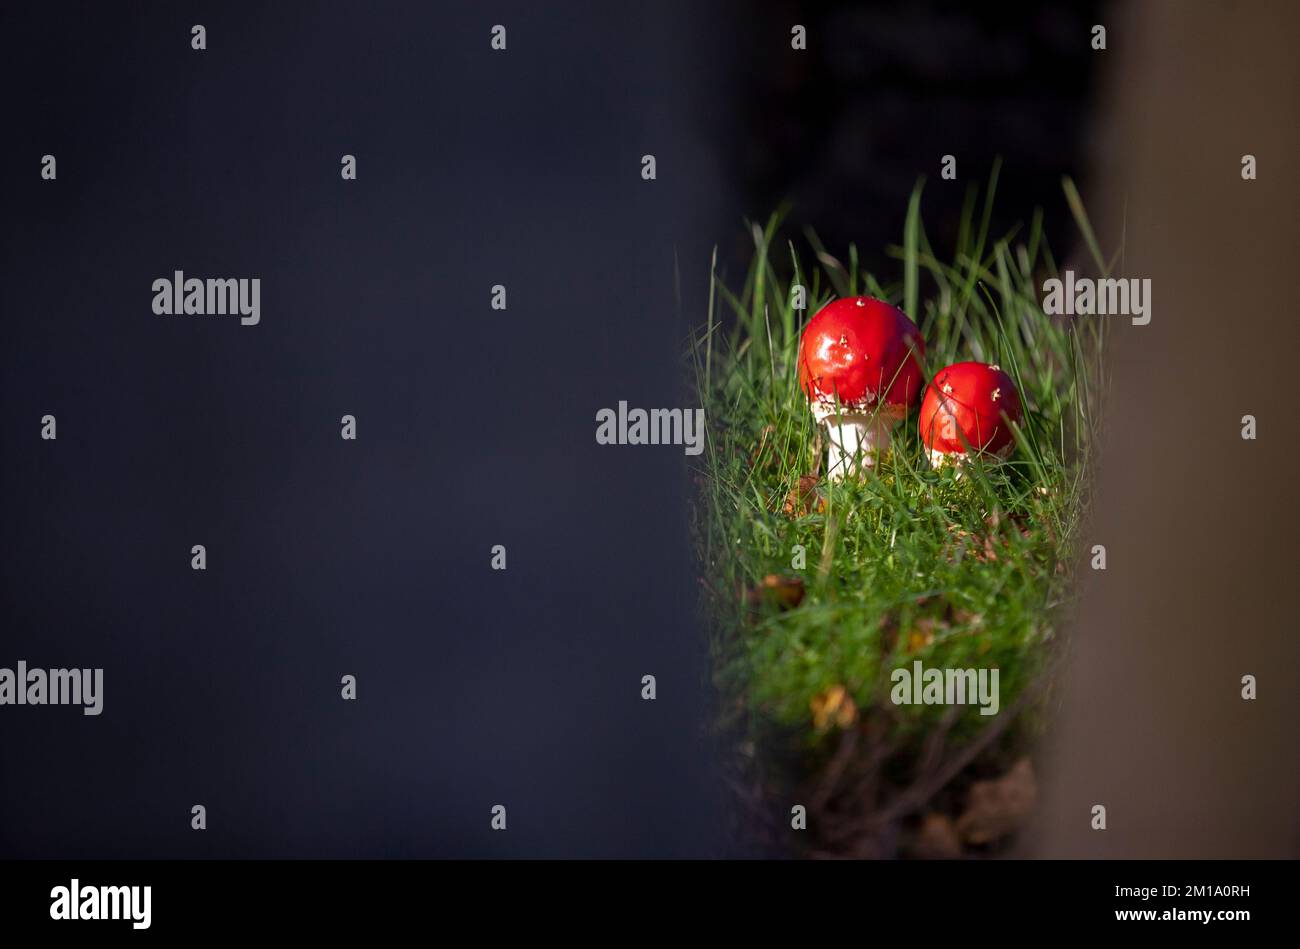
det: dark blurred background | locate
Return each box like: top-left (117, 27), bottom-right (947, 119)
top-left (725, 0), bottom-right (1104, 272)
top-left (0, 0), bottom-right (734, 859)
top-left (0, 1), bottom-right (1112, 858)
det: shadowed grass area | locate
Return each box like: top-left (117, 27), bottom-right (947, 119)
top-left (690, 165), bottom-right (1108, 854)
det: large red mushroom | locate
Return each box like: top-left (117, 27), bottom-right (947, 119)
top-left (797, 296), bottom-right (926, 479)
top-left (918, 361), bottom-right (1024, 470)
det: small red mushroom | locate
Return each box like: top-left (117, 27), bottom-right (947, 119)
top-left (918, 361), bottom-right (1024, 470)
top-left (798, 296), bottom-right (925, 479)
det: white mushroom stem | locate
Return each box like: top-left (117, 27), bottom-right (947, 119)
top-left (822, 411), bottom-right (901, 481)
top-left (926, 441), bottom-right (1014, 477)
top-left (928, 447), bottom-right (967, 477)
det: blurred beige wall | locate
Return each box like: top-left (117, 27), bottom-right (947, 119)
top-left (1030, 0), bottom-right (1300, 857)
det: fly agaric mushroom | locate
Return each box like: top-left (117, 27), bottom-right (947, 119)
top-left (918, 361), bottom-right (1024, 469)
top-left (798, 296), bottom-right (926, 479)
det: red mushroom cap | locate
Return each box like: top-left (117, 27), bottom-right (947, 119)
top-left (918, 361), bottom-right (1024, 458)
top-left (797, 297), bottom-right (926, 419)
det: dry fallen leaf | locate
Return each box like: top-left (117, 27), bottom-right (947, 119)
top-left (745, 574), bottom-right (805, 611)
top-left (956, 757), bottom-right (1037, 845)
top-left (782, 474), bottom-right (826, 517)
top-left (906, 617), bottom-right (941, 653)
top-left (945, 512), bottom-right (1034, 564)
top-left (810, 684), bottom-right (858, 731)
top-left (911, 595), bottom-right (981, 629)
top-left (912, 812), bottom-right (963, 859)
